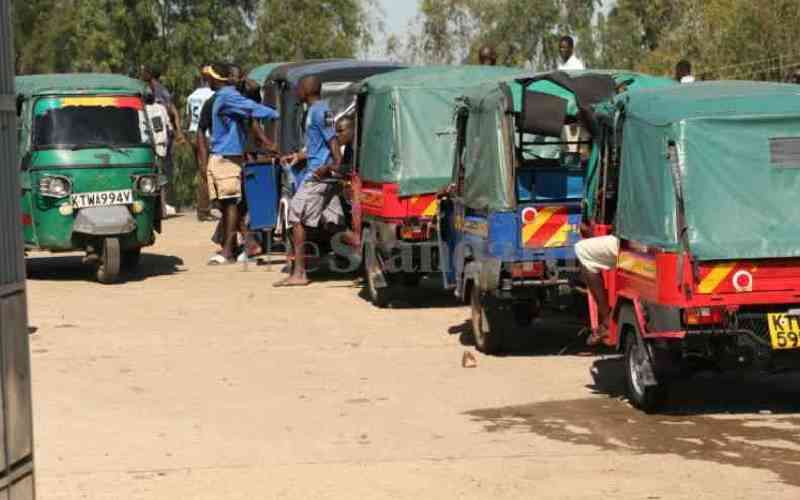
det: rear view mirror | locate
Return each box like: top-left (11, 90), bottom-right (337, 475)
top-left (520, 91), bottom-right (567, 137)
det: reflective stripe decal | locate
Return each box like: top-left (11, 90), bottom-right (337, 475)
top-left (522, 206), bottom-right (570, 248)
top-left (697, 263), bottom-right (737, 294)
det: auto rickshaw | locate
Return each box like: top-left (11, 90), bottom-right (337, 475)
top-left (438, 71), bottom-right (673, 353)
top-left (352, 65), bottom-right (526, 307)
top-left (586, 81), bottom-right (800, 411)
top-left (16, 74), bottom-right (162, 284)
top-left (261, 60), bottom-right (405, 248)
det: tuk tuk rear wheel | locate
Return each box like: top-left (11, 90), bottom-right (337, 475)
top-left (121, 248), bottom-right (142, 271)
top-left (470, 285), bottom-right (509, 355)
top-left (621, 306), bottom-right (668, 413)
top-left (96, 237), bottom-right (121, 285)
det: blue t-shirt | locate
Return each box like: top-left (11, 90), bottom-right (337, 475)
top-left (210, 86), bottom-right (279, 156)
top-left (295, 100), bottom-right (336, 187)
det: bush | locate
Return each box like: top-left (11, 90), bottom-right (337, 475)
top-left (171, 141), bottom-right (199, 210)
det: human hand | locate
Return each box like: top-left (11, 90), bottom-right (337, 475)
top-left (281, 153), bottom-right (300, 167)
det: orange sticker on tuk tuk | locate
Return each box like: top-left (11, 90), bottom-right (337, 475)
top-left (522, 206), bottom-right (571, 248)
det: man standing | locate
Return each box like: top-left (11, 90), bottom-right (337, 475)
top-left (193, 66), bottom-right (217, 221)
top-left (478, 45), bottom-right (497, 66)
top-left (205, 63), bottom-right (280, 264)
top-left (141, 65), bottom-right (185, 217)
top-left (557, 36), bottom-right (585, 71)
top-left (275, 75), bottom-right (356, 287)
top-left (675, 60), bottom-right (695, 83)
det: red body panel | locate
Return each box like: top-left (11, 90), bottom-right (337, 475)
top-left (588, 228), bottom-right (800, 347)
top-left (352, 177), bottom-right (438, 223)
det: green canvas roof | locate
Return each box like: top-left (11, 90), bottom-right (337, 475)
top-left (15, 73), bottom-right (145, 98)
top-left (359, 65), bottom-right (524, 94)
top-left (247, 63), bottom-right (287, 85)
top-left (357, 65), bottom-right (527, 196)
top-left (609, 81), bottom-right (800, 261)
top-left (455, 70), bottom-right (675, 212)
top-left (621, 81), bottom-right (800, 125)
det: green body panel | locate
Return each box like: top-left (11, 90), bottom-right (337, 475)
top-left (608, 81), bottom-right (800, 260)
top-left (358, 65), bottom-right (527, 196)
top-left (15, 73), bottom-right (157, 253)
top-left (24, 162), bottom-right (157, 251)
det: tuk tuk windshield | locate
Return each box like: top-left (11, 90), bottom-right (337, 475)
top-left (32, 96), bottom-right (151, 150)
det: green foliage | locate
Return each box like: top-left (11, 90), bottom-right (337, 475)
top-left (401, 0), bottom-right (597, 69)
top-left (13, 0), bottom-right (379, 209)
top-left (597, 0), bottom-right (800, 80)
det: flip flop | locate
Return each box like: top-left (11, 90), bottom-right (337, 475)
top-left (273, 277), bottom-right (311, 288)
top-left (207, 254), bottom-right (235, 266)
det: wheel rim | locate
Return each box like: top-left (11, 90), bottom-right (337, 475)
top-left (628, 338), bottom-right (647, 398)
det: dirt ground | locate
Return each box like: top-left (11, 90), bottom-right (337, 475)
top-left (25, 216), bottom-right (800, 499)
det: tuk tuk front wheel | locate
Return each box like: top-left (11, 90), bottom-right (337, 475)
top-left (96, 237), bottom-right (121, 285)
top-left (470, 285), bottom-right (510, 355)
top-left (621, 306), bottom-right (668, 413)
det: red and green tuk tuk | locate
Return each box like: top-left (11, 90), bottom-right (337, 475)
top-left (587, 81), bottom-right (800, 411)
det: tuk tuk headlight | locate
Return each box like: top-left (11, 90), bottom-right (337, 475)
top-left (134, 175), bottom-right (159, 196)
top-left (38, 175), bottom-right (72, 198)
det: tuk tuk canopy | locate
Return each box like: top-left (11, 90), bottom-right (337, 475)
top-left (458, 70), bottom-right (671, 212)
top-left (15, 74), bottom-right (146, 98)
top-left (247, 63), bottom-right (287, 86)
top-left (264, 60), bottom-right (405, 153)
top-left (357, 65), bottom-right (526, 196)
top-left (613, 81), bottom-right (800, 261)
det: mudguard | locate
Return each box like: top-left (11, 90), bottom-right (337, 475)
top-left (458, 260), bottom-right (482, 299)
top-left (73, 206), bottom-right (136, 236)
top-left (479, 258), bottom-right (503, 293)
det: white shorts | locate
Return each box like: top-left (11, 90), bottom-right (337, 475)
top-left (575, 236), bottom-right (620, 274)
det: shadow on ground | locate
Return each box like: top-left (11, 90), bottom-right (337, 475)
top-left (449, 310), bottom-right (594, 357)
top-left (26, 253), bottom-right (184, 283)
top-left (468, 358), bottom-right (800, 488)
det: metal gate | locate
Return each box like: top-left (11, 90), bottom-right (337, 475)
top-left (0, 0), bottom-right (36, 498)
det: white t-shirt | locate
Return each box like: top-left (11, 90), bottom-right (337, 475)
top-left (186, 86), bottom-right (214, 133)
top-left (558, 55), bottom-right (586, 71)
top-left (146, 103), bottom-right (172, 158)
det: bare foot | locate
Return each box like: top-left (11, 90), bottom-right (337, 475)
top-left (273, 276), bottom-right (311, 288)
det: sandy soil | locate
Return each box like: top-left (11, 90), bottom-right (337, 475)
top-left (25, 216), bottom-right (800, 499)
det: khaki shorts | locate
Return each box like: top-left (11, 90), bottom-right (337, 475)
top-left (207, 155), bottom-right (242, 201)
top-left (575, 235), bottom-right (619, 274)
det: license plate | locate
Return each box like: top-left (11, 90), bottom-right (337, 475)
top-left (767, 313), bottom-right (800, 350)
top-left (71, 190), bottom-right (133, 209)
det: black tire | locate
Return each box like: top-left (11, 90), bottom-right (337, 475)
top-left (620, 305), bottom-right (668, 413)
top-left (96, 237), bottom-right (121, 285)
top-left (470, 284), bottom-right (510, 354)
top-left (363, 228), bottom-right (392, 308)
top-left (121, 248), bottom-right (142, 272)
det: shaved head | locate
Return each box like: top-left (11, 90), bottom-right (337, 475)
top-left (478, 45), bottom-right (497, 66)
top-left (299, 75), bottom-right (322, 102)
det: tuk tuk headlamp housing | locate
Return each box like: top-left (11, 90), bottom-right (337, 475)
top-left (38, 175), bottom-right (72, 198)
top-left (133, 174), bottom-right (159, 196)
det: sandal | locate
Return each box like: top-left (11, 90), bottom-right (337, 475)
top-left (586, 324), bottom-right (610, 347)
top-left (207, 254), bottom-right (235, 266)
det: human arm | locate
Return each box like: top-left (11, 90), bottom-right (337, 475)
top-left (218, 91), bottom-right (279, 121)
top-left (250, 120), bottom-right (277, 154)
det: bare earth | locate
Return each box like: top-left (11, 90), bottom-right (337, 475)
top-left (26, 216), bottom-right (800, 499)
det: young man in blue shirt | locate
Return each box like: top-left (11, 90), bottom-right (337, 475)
top-left (206, 63), bottom-right (280, 264)
top-left (276, 75), bottom-right (356, 286)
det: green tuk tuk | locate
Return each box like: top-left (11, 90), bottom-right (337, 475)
top-left (16, 74), bottom-right (162, 284)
